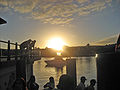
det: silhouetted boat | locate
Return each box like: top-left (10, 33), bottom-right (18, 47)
top-left (45, 56), bottom-right (66, 68)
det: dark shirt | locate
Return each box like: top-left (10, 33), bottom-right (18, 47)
top-left (30, 82), bottom-right (39, 90)
top-left (85, 86), bottom-right (95, 90)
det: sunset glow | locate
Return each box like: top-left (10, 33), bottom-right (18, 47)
top-left (47, 38), bottom-right (66, 51)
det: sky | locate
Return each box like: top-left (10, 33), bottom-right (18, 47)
top-left (0, 0), bottom-right (120, 48)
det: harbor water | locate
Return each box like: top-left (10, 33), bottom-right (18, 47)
top-left (33, 57), bottom-right (97, 90)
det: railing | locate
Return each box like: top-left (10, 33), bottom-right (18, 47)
top-left (0, 40), bottom-right (19, 62)
top-left (0, 40), bottom-right (41, 62)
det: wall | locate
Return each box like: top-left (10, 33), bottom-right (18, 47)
top-left (0, 59), bottom-right (34, 90)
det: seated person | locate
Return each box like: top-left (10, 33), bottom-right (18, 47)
top-left (44, 77), bottom-right (55, 90)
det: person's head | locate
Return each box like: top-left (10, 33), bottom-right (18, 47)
top-left (13, 77), bottom-right (26, 90)
top-left (49, 77), bottom-right (54, 83)
top-left (90, 79), bottom-right (96, 86)
top-left (34, 40), bottom-right (36, 43)
top-left (80, 76), bottom-right (87, 83)
top-left (57, 74), bottom-right (74, 90)
top-left (28, 39), bottom-right (32, 41)
top-left (28, 39), bottom-right (32, 43)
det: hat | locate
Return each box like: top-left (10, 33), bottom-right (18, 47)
top-left (81, 76), bottom-right (87, 80)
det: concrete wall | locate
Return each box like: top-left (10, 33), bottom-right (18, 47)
top-left (97, 53), bottom-right (120, 90)
top-left (0, 65), bottom-right (16, 90)
top-left (0, 59), bottom-right (34, 90)
top-left (26, 62), bottom-right (34, 81)
top-left (66, 59), bottom-right (77, 88)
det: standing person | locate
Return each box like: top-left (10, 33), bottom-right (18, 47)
top-left (27, 75), bottom-right (39, 90)
top-left (44, 77), bottom-right (55, 90)
top-left (85, 79), bottom-right (96, 90)
top-left (76, 76), bottom-right (87, 90)
top-left (29, 40), bottom-right (36, 50)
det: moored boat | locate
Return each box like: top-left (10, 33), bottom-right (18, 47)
top-left (45, 56), bottom-right (66, 68)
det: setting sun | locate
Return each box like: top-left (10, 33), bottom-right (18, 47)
top-left (47, 38), bottom-right (66, 51)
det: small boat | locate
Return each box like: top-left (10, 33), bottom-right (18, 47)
top-left (45, 56), bottom-right (66, 68)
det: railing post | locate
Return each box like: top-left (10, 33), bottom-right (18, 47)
top-left (15, 42), bottom-right (18, 60)
top-left (0, 43), bottom-right (1, 62)
top-left (16, 47), bottom-right (27, 81)
top-left (7, 40), bottom-right (10, 61)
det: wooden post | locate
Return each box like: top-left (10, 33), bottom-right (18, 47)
top-left (16, 55), bottom-right (26, 81)
top-left (0, 43), bottom-right (1, 62)
top-left (7, 40), bottom-right (10, 61)
top-left (66, 59), bottom-right (77, 88)
top-left (15, 42), bottom-right (19, 79)
top-left (16, 46), bottom-right (27, 81)
top-left (15, 42), bottom-right (18, 61)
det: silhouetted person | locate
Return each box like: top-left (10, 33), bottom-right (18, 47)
top-left (76, 76), bottom-right (87, 90)
top-left (85, 79), bottom-right (96, 90)
top-left (29, 40), bottom-right (36, 50)
top-left (57, 74), bottom-right (74, 90)
top-left (27, 75), bottom-right (39, 90)
top-left (12, 77), bottom-right (27, 90)
top-left (44, 77), bottom-right (55, 90)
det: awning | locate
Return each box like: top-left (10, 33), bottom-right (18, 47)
top-left (0, 17), bottom-right (7, 25)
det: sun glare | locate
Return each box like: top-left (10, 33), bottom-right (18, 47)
top-left (47, 38), bottom-right (66, 51)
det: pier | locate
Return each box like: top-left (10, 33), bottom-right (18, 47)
top-left (0, 40), bottom-right (41, 90)
top-left (0, 39), bottom-right (117, 90)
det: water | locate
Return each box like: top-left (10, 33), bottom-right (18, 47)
top-left (33, 57), bottom-right (97, 90)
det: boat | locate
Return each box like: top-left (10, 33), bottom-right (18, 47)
top-left (45, 56), bottom-right (66, 68)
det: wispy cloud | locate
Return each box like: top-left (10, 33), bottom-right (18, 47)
top-left (94, 34), bottom-right (119, 45)
top-left (0, 0), bottom-right (113, 24)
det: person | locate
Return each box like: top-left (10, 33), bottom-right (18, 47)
top-left (20, 39), bottom-right (32, 50)
top-left (12, 77), bottom-right (27, 90)
top-left (85, 79), bottom-right (96, 90)
top-left (44, 77), bottom-right (55, 90)
top-left (27, 75), bottom-right (39, 90)
top-left (57, 74), bottom-right (74, 90)
top-left (29, 40), bottom-right (36, 50)
top-left (76, 76), bottom-right (87, 90)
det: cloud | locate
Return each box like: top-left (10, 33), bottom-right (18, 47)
top-left (94, 34), bottom-right (119, 45)
top-left (0, 0), bottom-right (113, 24)
top-left (0, 0), bottom-right (39, 13)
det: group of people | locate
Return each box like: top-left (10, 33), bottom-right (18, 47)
top-left (9, 75), bottom-right (39, 90)
top-left (43, 75), bottom-right (96, 90)
top-left (7, 74), bottom-right (96, 90)
top-left (20, 39), bottom-right (36, 50)
top-left (20, 39), bottom-right (36, 56)
top-left (76, 76), bottom-right (96, 90)
top-left (43, 75), bottom-right (74, 90)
